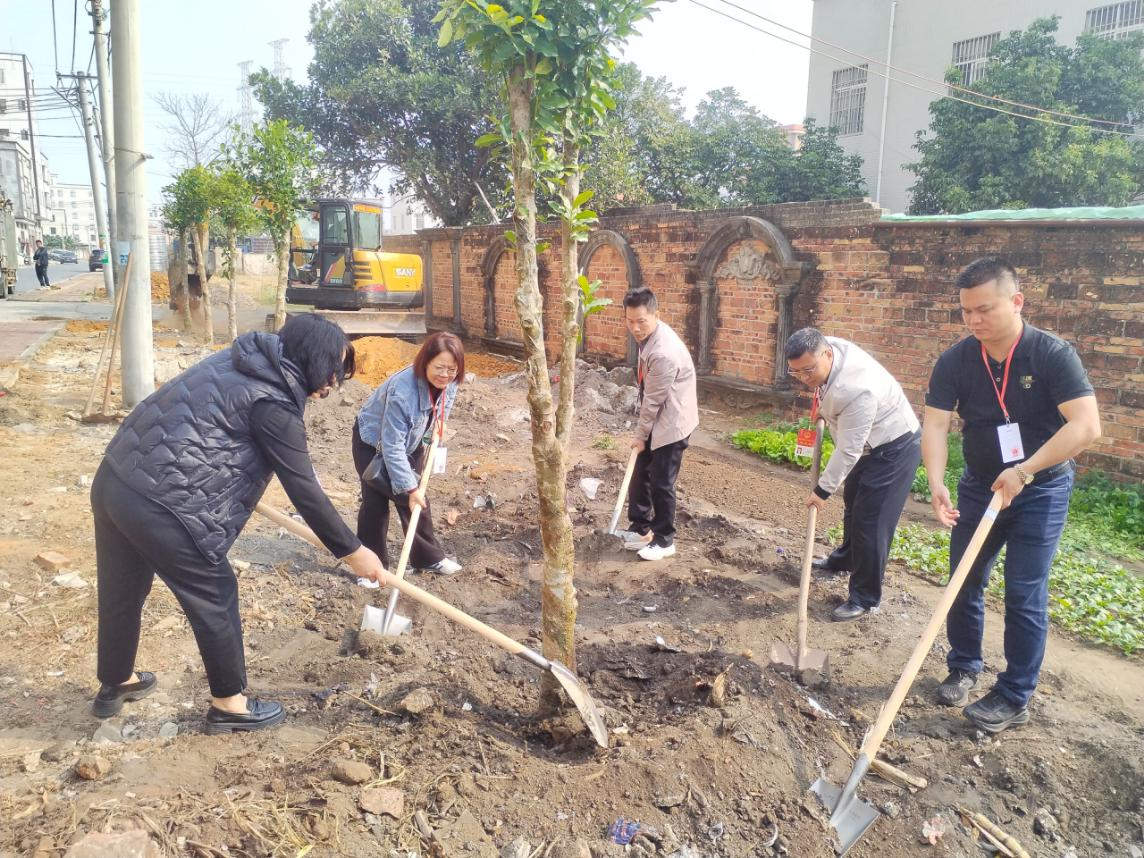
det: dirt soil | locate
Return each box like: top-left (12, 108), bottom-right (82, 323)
top-left (0, 308), bottom-right (1141, 858)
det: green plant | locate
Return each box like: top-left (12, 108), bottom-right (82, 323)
top-left (592, 434), bottom-right (616, 450)
top-left (890, 523), bottom-right (1144, 656)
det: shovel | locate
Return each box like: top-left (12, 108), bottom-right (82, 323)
top-left (379, 429), bottom-right (442, 635)
top-left (606, 448), bottom-right (638, 536)
top-left (811, 490), bottom-right (1004, 855)
top-left (770, 417), bottom-right (830, 683)
top-left (260, 502), bottom-right (610, 749)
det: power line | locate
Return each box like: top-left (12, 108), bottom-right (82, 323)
top-left (711, 0), bottom-right (1134, 130)
top-left (687, 0), bottom-right (1141, 138)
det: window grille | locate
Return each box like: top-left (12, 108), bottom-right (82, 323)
top-left (1086, 1), bottom-right (1144, 37)
top-left (951, 32), bottom-right (1000, 86)
top-left (830, 65), bottom-right (868, 136)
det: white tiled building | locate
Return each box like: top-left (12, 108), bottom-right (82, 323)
top-left (48, 182), bottom-right (100, 249)
top-left (0, 52), bottom-right (55, 257)
top-left (804, 0), bottom-right (1143, 213)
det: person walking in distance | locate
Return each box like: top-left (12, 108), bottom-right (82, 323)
top-left (615, 288), bottom-right (699, 561)
top-left (924, 257), bottom-right (1100, 733)
top-left (33, 240), bottom-right (50, 289)
top-left (785, 328), bottom-right (922, 621)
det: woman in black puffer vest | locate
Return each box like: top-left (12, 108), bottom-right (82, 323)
top-left (90, 314), bottom-right (385, 734)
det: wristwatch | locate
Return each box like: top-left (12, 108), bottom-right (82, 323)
top-left (1013, 464), bottom-right (1034, 485)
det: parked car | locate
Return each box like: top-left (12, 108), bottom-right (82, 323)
top-left (57, 249), bottom-right (78, 264)
top-left (48, 249), bottom-right (65, 262)
top-left (88, 248), bottom-right (106, 271)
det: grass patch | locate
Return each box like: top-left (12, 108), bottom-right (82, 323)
top-left (592, 434), bottom-right (617, 451)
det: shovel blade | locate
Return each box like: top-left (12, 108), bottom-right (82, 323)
top-left (769, 641), bottom-right (798, 669)
top-left (796, 649), bottom-right (831, 684)
top-left (548, 659), bottom-right (610, 749)
top-left (809, 775), bottom-right (879, 856)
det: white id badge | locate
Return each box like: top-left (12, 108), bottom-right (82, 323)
top-left (997, 423), bottom-right (1025, 463)
top-left (433, 447), bottom-right (448, 475)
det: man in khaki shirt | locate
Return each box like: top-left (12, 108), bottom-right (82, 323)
top-left (617, 288), bottom-right (699, 561)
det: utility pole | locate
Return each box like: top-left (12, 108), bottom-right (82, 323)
top-left (237, 61), bottom-right (254, 134)
top-left (91, 0), bottom-right (119, 285)
top-left (74, 77), bottom-right (115, 300)
top-left (269, 39), bottom-right (290, 80)
top-left (111, 0), bottom-right (154, 405)
top-left (21, 56), bottom-right (44, 238)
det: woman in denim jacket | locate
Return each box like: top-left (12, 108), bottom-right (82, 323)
top-left (352, 332), bottom-right (465, 575)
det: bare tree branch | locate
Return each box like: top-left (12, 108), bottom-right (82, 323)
top-left (153, 91), bottom-right (235, 169)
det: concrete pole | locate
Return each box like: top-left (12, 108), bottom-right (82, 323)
top-left (91, 0), bottom-right (120, 287)
top-left (874, 0), bottom-right (897, 208)
top-left (111, 0), bottom-right (154, 405)
top-left (76, 79), bottom-right (116, 300)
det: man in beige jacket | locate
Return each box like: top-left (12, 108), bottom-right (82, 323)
top-left (618, 288), bottom-right (699, 561)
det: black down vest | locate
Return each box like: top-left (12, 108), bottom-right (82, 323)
top-left (104, 332), bottom-right (308, 564)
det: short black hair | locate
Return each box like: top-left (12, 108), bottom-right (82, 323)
top-left (278, 314), bottom-right (355, 395)
top-left (413, 331), bottom-right (466, 384)
top-left (784, 327), bottom-right (827, 361)
top-left (955, 257), bottom-right (1018, 292)
top-left (623, 288), bottom-right (658, 313)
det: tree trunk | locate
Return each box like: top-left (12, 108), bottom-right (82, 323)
top-left (227, 227), bottom-right (239, 342)
top-left (273, 232), bottom-right (289, 331)
top-left (192, 224), bottom-right (213, 345)
top-left (555, 140), bottom-right (581, 452)
top-left (507, 66), bottom-right (578, 713)
top-left (178, 229), bottom-right (192, 330)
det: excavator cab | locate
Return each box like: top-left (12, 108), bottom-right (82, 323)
top-left (285, 199), bottom-right (425, 336)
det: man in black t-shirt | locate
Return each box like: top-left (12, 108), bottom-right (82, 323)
top-left (922, 257), bottom-right (1100, 733)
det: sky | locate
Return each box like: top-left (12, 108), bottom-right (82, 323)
top-left (3, 0), bottom-right (813, 204)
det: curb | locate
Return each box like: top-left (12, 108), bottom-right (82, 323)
top-left (0, 322), bottom-right (66, 393)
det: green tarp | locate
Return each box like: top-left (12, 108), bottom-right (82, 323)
top-left (881, 205), bottom-right (1144, 222)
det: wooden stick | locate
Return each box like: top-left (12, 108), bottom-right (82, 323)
top-left (99, 251), bottom-right (133, 413)
top-left (607, 448), bottom-right (638, 535)
top-left (83, 252), bottom-right (131, 417)
top-left (958, 808), bottom-right (1029, 858)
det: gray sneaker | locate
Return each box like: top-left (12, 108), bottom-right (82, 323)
top-left (936, 668), bottom-right (978, 706)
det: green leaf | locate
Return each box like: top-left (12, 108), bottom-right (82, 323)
top-left (437, 18), bottom-right (454, 47)
top-left (534, 57), bottom-right (553, 75)
top-left (475, 132), bottom-right (502, 148)
top-left (573, 189), bottom-right (595, 207)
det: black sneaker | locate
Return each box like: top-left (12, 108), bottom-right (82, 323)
top-left (91, 671), bottom-right (157, 718)
top-left (205, 698), bottom-right (286, 734)
top-left (811, 557), bottom-right (847, 576)
top-left (831, 601), bottom-right (869, 621)
top-left (963, 689), bottom-right (1029, 733)
top-left (935, 668), bottom-right (978, 707)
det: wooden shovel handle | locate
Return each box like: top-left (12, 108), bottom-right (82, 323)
top-left (795, 418), bottom-right (826, 657)
top-left (84, 252), bottom-right (132, 416)
top-left (607, 448), bottom-right (639, 535)
top-left (859, 491), bottom-right (1004, 758)
top-left (392, 431), bottom-right (442, 583)
top-left (254, 501), bottom-right (529, 658)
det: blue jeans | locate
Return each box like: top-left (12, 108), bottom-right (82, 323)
top-left (946, 468), bottom-right (1073, 707)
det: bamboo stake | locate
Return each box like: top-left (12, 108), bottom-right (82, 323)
top-left (958, 808), bottom-right (1030, 858)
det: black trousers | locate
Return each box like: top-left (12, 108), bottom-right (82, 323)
top-left (91, 461), bottom-right (247, 698)
top-left (35, 265), bottom-right (50, 287)
top-left (352, 424), bottom-right (444, 569)
top-left (627, 435), bottom-right (689, 547)
top-left (823, 429), bottom-right (921, 608)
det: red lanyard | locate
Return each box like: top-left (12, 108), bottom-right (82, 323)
top-left (810, 387), bottom-right (821, 422)
top-left (430, 391), bottom-right (447, 441)
top-left (980, 328), bottom-right (1023, 424)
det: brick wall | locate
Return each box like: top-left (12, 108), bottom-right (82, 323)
top-left (418, 200), bottom-right (1143, 479)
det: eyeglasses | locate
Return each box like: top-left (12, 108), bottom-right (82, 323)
top-left (788, 351), bottom-right (826, 377)
top-left (428, 364), bottom-right (458, 377)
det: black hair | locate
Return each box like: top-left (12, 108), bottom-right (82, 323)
top-left (278, 314), bottom-right (355, 395)
top-left (622, 288), bottom-right (658, 313)
top-left (955, 257), bottom-right (1018, 291)
top-left (784, 327), bottom-right (827, 361)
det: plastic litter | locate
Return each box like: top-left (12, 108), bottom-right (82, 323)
top-left (579, 477), bottom-right (602, 500)
top-left (607, 818), bottom-right (641, 845)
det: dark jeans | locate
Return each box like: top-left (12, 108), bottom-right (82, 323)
top-left (91, 461), bottom-right (248, 698)
top-left (823, 429), bottom-right (921, 608)
top-left (946, 467), bottom-right (1073, 707)
top-left (627, 435), bottom-right (689, 547)
top-left (35, 265), bottom-right (50, 287)
top-left (352, 423), bottom-right (444, 570)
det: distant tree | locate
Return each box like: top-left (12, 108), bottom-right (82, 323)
top-left (211, 166), bottom-right (259, 341)
top-left (251, 0), bottom-right (506, 225)
top-left (909, 17), bottom-right (1144, 214)
top-left (771, 120), bottom-right (866, 203)
top-left (229, 120), bottom-right (317, 330)
top-left (162, 166), bottom-right (217, 341)
top-left (153, 92), bottom-right (234, 169)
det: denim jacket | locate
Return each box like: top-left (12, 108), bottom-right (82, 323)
top-left (356, 365), bottom-right (458, 494)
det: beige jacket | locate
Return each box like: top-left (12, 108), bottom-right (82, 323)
top-left (636, 321), bottom-right (699, 449)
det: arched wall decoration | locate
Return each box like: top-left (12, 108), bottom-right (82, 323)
top-left (479, 234), bottom-right (510, 338)
top-left (578, 229), bottom-right (642, 365)
top-left (693, 216), bottom-right (809, 384)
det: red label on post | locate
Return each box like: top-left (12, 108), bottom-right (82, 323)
top-left (794, 428), bottom-right (818, 460)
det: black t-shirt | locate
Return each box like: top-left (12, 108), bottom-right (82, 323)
top-left (925, 323), bottom-right (1094, 484)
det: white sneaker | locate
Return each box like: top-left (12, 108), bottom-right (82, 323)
top-left (423, 558), bottom-right (462, 576)
top-left (637, 542), bottom-right (676, 561)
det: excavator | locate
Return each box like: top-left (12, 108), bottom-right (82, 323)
top-left (285, 198), bottom-right (426, 336)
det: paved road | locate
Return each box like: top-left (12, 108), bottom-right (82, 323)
top-left (12, 261), bottom-right (92, 294)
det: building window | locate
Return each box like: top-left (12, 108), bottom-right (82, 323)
top-left (951, 32), bottom-right (1000, 86)
top-left (830, 65), bottom-right (868, 136)
top-left (20, 129), bottom-right (28, 140)
top-left (0, 98), bottom-right (6, 114)
top-left (1086, 1), bottom-right (1144, 37)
